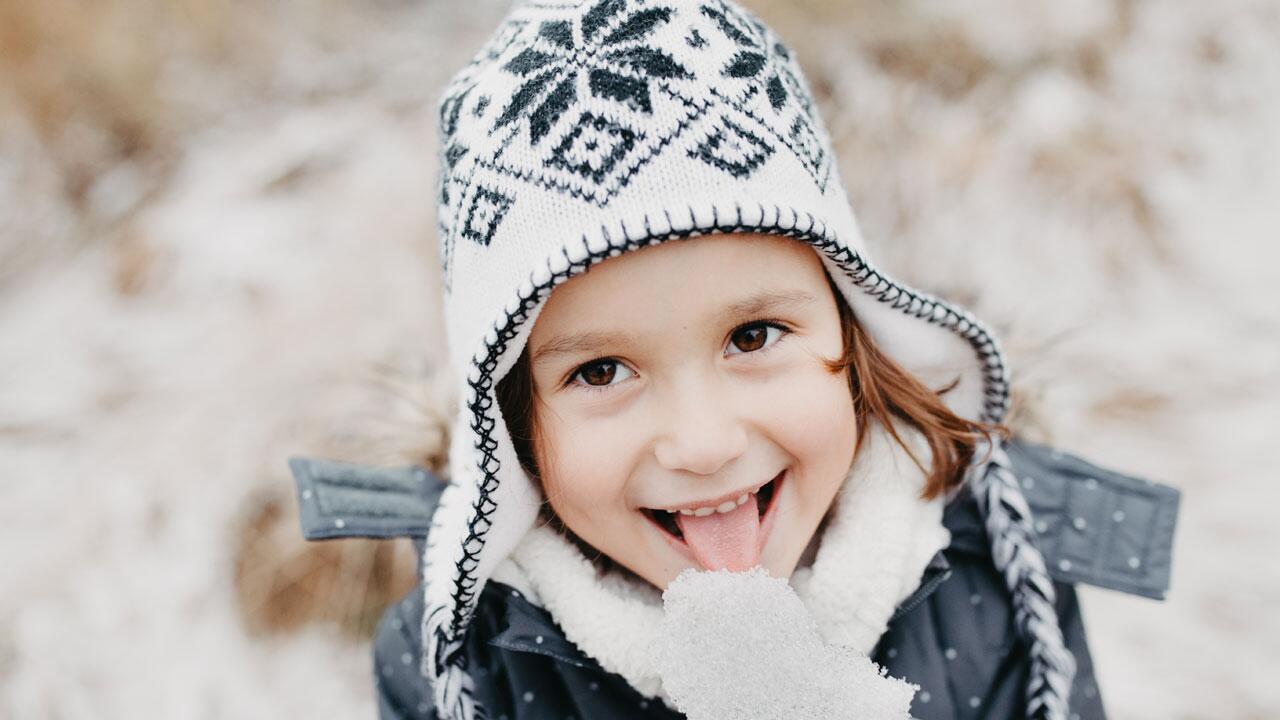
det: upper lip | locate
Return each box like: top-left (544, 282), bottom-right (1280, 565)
top-left (644, 469), bottom-right (783, 514)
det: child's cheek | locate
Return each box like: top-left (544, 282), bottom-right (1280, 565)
top-left (539, 418), bottom-right (633, 524)
top-left (762, 361), bottom-right (858, 468)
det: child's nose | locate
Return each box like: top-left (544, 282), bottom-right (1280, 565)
top-left (651, 380), bottom-right (750, 477)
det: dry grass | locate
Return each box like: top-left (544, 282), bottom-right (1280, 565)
top-left (0, 0), bottom-right (219, 201)
top-left (231, 357), bottom-right (456, 637)
top-left (232, 487), bottom-right (419, 638)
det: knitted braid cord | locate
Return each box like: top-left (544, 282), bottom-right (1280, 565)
top-left (969, 436), bottom-right (1078, 720)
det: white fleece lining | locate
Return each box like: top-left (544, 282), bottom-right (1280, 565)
top-left (498, 419), bottom-right (950, 707)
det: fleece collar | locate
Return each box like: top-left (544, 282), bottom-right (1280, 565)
top-left (488, 419), bottom-right (950, 708)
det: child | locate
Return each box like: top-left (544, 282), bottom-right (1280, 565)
top-left (288, 1), bottom-right (1181, 718)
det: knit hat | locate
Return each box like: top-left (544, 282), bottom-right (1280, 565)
top-left (427, 1), bottom-right (1073, 718)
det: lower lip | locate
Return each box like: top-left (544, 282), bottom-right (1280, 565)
top-left (649, 469), bottom-right (787, 567)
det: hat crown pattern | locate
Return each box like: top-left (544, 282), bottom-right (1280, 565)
top-left (435, 0), bottom-right (834, 294)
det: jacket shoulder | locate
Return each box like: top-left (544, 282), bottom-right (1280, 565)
top-left (287, 457), bottom-right (445, 541)
top-left (1004, 438), bottom-right (1181, 600)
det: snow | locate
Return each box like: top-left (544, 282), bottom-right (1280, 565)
top-left (2, 0), bottom-right (1278, 717)
top-left (659, 567), bottom-right (914, 719)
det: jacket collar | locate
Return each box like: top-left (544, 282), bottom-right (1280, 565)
top-left (496, 419), bottom-right (951, 704)
top-left (486, 423), bottom-right (977, 676)
top-left (486, 547), bottom-right (958, 673)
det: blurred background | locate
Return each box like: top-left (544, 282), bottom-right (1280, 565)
top-left (1, 0), bottom-right (1277, 717)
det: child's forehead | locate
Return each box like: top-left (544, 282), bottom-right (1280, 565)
top-left (535, 233), bottom-right (833, 326)
top-left (582, 231), bottom-right (823, 277)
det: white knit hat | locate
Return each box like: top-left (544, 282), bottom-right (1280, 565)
top-left (426, 1), bottom-right (1071, 718)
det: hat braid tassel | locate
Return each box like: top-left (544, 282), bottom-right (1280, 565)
top-left (969, 436), bottom-right (1077, 720)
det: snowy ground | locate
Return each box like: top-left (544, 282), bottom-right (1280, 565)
top-left (2, 1), bottom-right (1277, 718)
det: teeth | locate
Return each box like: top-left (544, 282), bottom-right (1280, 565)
top-left (674, 492), bottom-right (752, 517)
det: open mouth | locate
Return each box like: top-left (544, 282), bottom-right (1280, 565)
top-left (641, 470), bottom-right (784, 543)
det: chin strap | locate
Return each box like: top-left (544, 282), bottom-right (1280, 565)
top-left (969, 435), bottom-right (1077, 720)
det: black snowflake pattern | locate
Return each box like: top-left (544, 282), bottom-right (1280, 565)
top-left (436, 0), bottom-right (845, 288)
top-left (547, 111), bottom-right (640, 183)
top-left (493, 0), bottom-right (694, 144)
top-left (688, 116), bottom-right (774, 178)
top-left (440, 20), bottom-right (529, 139)
top-left (695, 0), bottom-right (830, 189)
top-left (698, 0), bottom-right (812, 118)
top-left (461, 185), bottom-right (515, 248)
top-left (437, 18), bottom-right (529, 291)
top-left (437, 141), bottom-right (473, 292)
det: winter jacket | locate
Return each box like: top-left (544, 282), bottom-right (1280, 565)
top-left (289, 437), bottom-right (1179, 719)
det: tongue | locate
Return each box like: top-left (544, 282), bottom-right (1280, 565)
top-left (674, 497), bottom-right (762, 572)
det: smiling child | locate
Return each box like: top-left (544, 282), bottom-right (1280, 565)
top-left (288, 1), bottom-right (1181, 718)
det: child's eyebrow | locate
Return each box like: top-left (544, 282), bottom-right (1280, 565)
top-left (720, 289), bottom-right (816, 324)
top-left (530, 290), bottom-right (816, 365)
top-left (531, 329), bottom-right (640, 365)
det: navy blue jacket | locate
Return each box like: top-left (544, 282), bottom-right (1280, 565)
top-left (289, 439), bottom-right (1180, 720)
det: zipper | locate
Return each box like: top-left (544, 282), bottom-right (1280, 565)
top-left (888, 568), bottom-right (953, 624)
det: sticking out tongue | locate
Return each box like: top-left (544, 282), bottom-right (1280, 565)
top-left (674, 497), bottom-right (762, 572)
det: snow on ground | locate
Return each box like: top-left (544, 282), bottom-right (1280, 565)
top-left (2, 1), bottom-right (1276, 717)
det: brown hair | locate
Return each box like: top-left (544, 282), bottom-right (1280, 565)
top-left (497, 267), bottom-right (1003, 507)
top-left (815, 270), bottom-right (1004, 498)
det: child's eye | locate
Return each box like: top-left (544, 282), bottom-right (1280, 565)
top-left (726, 321), bottom-right (791, 356)
top-left (567, 358), bottom-right (635, 392)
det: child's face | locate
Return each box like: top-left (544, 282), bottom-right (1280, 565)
top-left (526, 232), bottom-right (857, 590)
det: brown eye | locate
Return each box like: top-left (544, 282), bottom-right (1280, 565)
top-left (727, 322), bottom-right (789, 356)
top-left (731, 325), bottom-right (768, 353)
top-left (583, 361), bottom-right (616, 384)
top-left (578, 360), bottom-right (617, 386)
